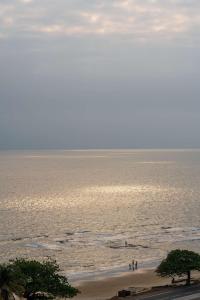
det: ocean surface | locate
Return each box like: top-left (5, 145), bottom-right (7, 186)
top-left (1, 149), bottom-right (200, 282)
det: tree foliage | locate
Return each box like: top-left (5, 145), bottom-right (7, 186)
top-left (0, 259), bottom-right (79, 299)
top-left (11, 259), bottom-right (79, 299)
top-left (156, 249), bottom-right (200, 285)
top-left (0, 263), bottom-right (25, 300)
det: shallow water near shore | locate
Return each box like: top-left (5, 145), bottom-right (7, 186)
top-left (1, 149), bottom-right (200, 282)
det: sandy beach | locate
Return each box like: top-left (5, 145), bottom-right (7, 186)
top-left (74, 269), bottom-right (172, 300)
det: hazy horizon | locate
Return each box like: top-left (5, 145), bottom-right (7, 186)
top-left (2, 148), bottom-right (200, 152)
top-left (1, 0), bottom-right (200, 149)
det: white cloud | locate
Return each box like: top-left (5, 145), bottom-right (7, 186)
top-left (0, 0), bottom-right (199, 44)
top-left (19, 0), bottom-right (33, 3)
top-left (2, 16), bottom-right (14, 27)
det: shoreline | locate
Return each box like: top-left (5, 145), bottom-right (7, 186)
top-left (74, 268), bottom-right (172, 300)
top-left (69, 258), bottom-right (162, 283)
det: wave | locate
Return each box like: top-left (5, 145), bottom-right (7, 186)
top-left (25, 242), bottom-right (62, 251)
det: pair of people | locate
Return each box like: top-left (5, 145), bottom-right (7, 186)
top-left (129, 260), bottom-right (138, 271)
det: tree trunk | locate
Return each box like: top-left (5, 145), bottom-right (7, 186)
top-left (1, 288), bottom-right (9, 300)
top-left (186, 270), bottom-right (191, 285)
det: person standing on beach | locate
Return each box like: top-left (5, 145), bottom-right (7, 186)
top-left (129, 264), bottom-right (132, 270)
top-left (135, 261), bottom-right (138, 270)
top-left (132, 260), bottom-right (135, 271)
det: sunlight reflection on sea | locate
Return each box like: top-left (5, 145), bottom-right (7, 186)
top-left (0, 150), bottom-right (200, 281)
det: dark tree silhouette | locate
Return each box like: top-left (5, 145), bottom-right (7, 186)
top-left (11, 258), bottom-right (79, 299)
top-left (0, 264), bottom-right (25, 300)
top-left (156, 249), bottom-right (200, 285)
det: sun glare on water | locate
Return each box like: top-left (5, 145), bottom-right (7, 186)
top-left (83, 185), bottom-right (168, 194)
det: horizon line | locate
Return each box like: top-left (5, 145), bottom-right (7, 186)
top-left (1, 148), bottom-right (200, 152)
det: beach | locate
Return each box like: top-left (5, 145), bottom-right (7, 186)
top-left (74, 268), bottom-right (171, 300)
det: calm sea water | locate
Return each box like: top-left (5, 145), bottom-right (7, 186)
top-left (1, 150), bottom-right (200, 281)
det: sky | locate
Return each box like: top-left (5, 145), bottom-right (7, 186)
top-left (0, 0), bottom-right (200, 149)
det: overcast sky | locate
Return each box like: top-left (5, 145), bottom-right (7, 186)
top-left (0, 0), bottom-right (200, 149)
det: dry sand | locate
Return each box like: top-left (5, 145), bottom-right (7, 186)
top-left (74, 269), bottom-right (171, 300)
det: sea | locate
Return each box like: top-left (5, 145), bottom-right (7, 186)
top-left (1, 149), bottom-right (200, 282)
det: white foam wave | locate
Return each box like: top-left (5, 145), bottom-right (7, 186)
top-left (25, 242), bottom-right (62, 251)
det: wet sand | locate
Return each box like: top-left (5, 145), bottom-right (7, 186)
top-left (74, 269), bottom-right (171, 300)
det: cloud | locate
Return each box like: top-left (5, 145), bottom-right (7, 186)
top-left (0, 0), bottom-right (200, 43)
top-left (19, 0), bottom-right (33, 3)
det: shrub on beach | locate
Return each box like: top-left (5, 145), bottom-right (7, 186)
top-left (0, 258), bottom-right (79, 300)
top-left (156, 249), bottom-right (200, 285)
